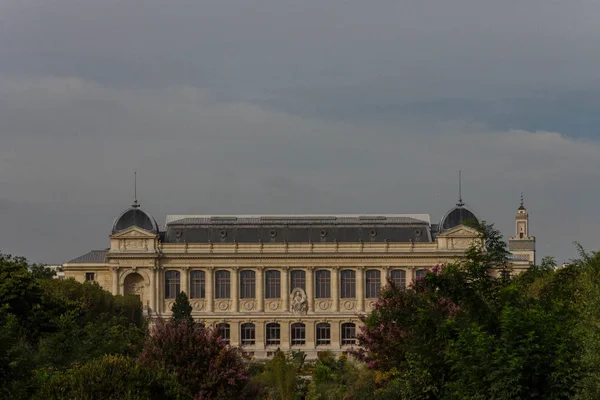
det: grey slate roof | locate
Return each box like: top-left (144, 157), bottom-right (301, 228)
top-left (67, 250), bottom-right (108, 264)
top-left (164, 214), bottom-right (434, 244)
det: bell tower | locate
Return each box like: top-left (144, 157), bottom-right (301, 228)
top-left (508, 194), bottom-right (536, 265)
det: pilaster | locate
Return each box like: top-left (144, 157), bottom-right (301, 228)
top-left (231, 267), bottom-right (239, 312)
top-left (206, 267), bottom-right (214, 312)
top-left (356, 267), bottom-right (364, 312)
top-left (111, 267), bottom-right (119, 295)
top-left (331, 266), bottom-right (339, 312)
top-left (306, 267), bottom-right (314, 312)
top-left (281, 267), bottom-right (289, 311)
top-left (256, 267), bottom-right (264, 312)
top-left (180, 266), bottom-right (189, 295)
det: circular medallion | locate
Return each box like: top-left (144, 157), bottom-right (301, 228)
top-left (368, 301), bottom-right (376, 310)
top-left (218, 301), bottom-right (229, 311)
top-left (319, 301), bottom-right (328, 310)
top-left (269, 301), bottom-right (279, 311)
top-left (344, 301), bottom-right (354, 310)
top-left (243, 301), bottom-right (254, 311)
top-left (193, 301), bottom-right (204, 311)
top-left (166, 301), bottom-right (174, 310)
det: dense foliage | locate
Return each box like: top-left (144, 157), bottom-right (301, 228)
top-left (3, 222), bottom-right (600, 399)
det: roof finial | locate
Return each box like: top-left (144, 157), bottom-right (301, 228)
top-left (457, 170), bottom-right (464, 207)
top-left (132, 171), bottom-right (139, 208)
top-left (518, 192), bottom-right (526, 210)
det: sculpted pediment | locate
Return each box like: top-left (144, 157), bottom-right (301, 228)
top-left (437, 225), bottom-right (480, 238)
top-left (111, 226), bottom-right (158, 239)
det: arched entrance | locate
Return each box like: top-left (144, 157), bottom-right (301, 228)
top-left (124, 272), bottom-right (145, 304)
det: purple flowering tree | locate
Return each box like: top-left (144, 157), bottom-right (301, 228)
top-left (139, 320), bottom-right (249, 400)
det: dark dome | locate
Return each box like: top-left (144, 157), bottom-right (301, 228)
top-left (439, 205), bottom-right (479, 231)
top-left (112, 207), bottom-right (159, 234)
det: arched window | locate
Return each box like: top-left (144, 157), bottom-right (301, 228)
top-left (265, 270), bottom-right (281, 299)
top-left (416, 269), bottom-right (426, 280)
top-left (316, 323), bottom-right (331, 346)
top-left (266, 323), bottom-right (280, 346)
top-left (217, 323), bottom-right (230, 344)
top-left (341, 322), bottom-right (356, 345)
top-left (215, 270), bottom-right (231, 299)
top-left (315, 270), bottom-right (331, 298)
top-left (165, 271), bottom-right (180, 299)
top-left (340, 270), bottom-right (356, 298)
top-left (365, 269), bottom-right (381, 298)
top-left (290, 270), bottom-right (306, 292)
top-left (239, 270), bottom-right (256, 299)
top-left (390, 269), bottom-right (406, 290)
top-left (190, 270), bottom-right (206, 299)
top-left (241, 323), bottom-right (255, 345)
top-left (291, 323), bottom-right (306, 346)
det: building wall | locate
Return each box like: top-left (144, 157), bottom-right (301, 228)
top-left (64, 224), bottom-right (531, 359)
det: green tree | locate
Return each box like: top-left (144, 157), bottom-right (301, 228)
top-left (37, 354), bottom-right (187, 400)
top-left (171, 291), bottom-right (193, 325)
top-left (255, 350), bottom-right (307, 400)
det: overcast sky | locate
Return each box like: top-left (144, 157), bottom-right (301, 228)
top-left (1, 0), bottom-right (599, 264)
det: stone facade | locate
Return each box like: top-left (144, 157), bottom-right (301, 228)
top-left (63, 202), bottom-right (533, 359)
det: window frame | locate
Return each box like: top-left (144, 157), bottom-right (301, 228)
top-left (190, 270), bottom-right (206, 299)
top-left (241, 323), bottom-right (256, 345)
top-left (290, 270), bottom-right (306, 292)
top-left (341, 322), bottom-right (356, 345)
top-left (316, 322), bottom-right (331, 346)
top-left (214, 270), bottom-right (231, 299)
top-left (165, 270), bottom-right (181, 299)
top-left (239, 270), bottom-right (256, 299)
top-left (390, 269), bottom-right (406, 290)
top-left (85, 272), bottom-right (95, 281)
top-left (291, 323), bottom-right (306, 346)
top-left (315, 269), bottom-right (331, 299)
top-left (217, 323), bottom-right (230, 344)
top-left (365, 269), bottom-right (381, 298)
top-left (340, 269), bottom-right (356, 298)
top-left (266, 323), bottom-right (281, 346)
top-left (265, 270), bottom-right (281, 299)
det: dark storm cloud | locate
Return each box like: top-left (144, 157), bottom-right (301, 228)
top-left (0, 0), bottom-right (599, 263)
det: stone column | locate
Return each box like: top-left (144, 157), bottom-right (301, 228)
top-left (230, 321), bottom-right (240, 346)
top-left (331, 266), bottom-right (339, 312)
top-left (381, 266), bottom-right (389, 291)
top-left (206, 268), bottom-right (214, 312)
top-left (306, 267), bottom-right (314, 312)
top-left (356, 267), bottom-right (364, 312)
top-left (331, 320), bottom-right (341, 350)
top-left (180, 267), bottom-right (189, 295)
top-left (231, 267), bottom-right (239, 312)
top-left (256, 267), bottom-right (264, 312)
top-left (305, 320), bottom-right (316, 351)
top-left (406, 266), bottom-right (414, 289)
top-left (256, 321), bottom-right (265, 351)
top-left (150, 267), bottom-right (157, 314)
top-left (111, 267), bottom-right (119, 295)
top-left (281, 321), bottom-right (290, 351)
top-left (281, 267), bottom-right (289, 311)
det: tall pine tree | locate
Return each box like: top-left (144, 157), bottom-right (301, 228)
top-left (171, 291), bottom-right (193, 324)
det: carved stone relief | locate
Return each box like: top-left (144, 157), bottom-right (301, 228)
top-left (241, 300), bottom-right (255, 311)
top-left (290, 288), bottom-right (308, 315)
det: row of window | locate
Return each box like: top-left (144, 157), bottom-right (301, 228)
top-left (165, 268), bottom-right (426, 299)
top-left (211, 322), bottom-right (356, 346)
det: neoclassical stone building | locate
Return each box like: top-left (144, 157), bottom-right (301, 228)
top-left (63, 197), bottom-right (534, 359)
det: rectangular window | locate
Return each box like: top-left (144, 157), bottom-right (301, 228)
top-left (365, 270), bottom-right (381, 298)
top-left (290, 270), bottom-right (306, 292)
top-left (266, 323), bottom-right (280, 346)
top-left (265, 270), bottom-right (281, 299)
top-left (217, 323), bottom-right (230, 345)
top-left (215, 270), bottom-right (231, 299)
top-left (340, 270), bottom-right (356, 298)
top-left (190, 271), bottom-right (206, 299)
top-left (85, 272), bottom-right (95, 281)
top-left (241, 323), bottom-right (256, 345)
top-left (390, 269), bottom-right (406, 290)
top-left (316, 323), bottom-right (331, 346)
top-left (165, 271), bottom-right (181, 299)
top-left (315, 270), bottom-right (331, 298)
top-left (341, 323), bottom-right (356, 345)
top-left (291, 323), bottom-right (306, 346)
top-left (240, 270), bottom-right (256, 299)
